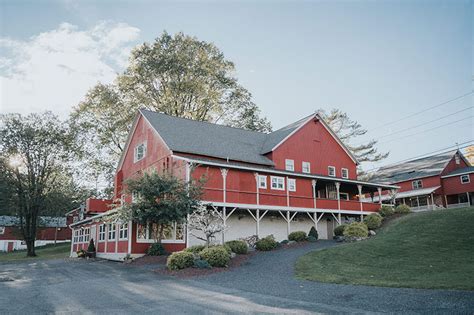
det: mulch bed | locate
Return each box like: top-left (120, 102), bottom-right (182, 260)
top-left (129, 255), bottom-right (168, 266)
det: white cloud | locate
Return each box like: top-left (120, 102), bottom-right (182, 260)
top-left (0, 22), bottom-right (140, 118)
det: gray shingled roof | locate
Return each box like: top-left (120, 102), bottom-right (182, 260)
top-left (368, 151), bottom-right (457, 184)
top-left (140, 109), bottom-right (312, 166)
top-left (443, 166), bottom-right (474, 177)
top-left (0, 216), bottom-right (66, 227)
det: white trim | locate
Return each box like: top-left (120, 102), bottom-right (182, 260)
top-left (270, 176), bottom-right (285, 190)
top-left (119, 223), bottom-right (128, 240)
top-left (412, 179), bottom-right (423, 189)
top-left (133, 141), bottom-right (147, 163)
top-left (441, 171), bottom-right (474, 179)
top-left (258, 175), bottom-right (267, 189)
top-left (135, 222), bottom-right (186, 244)
top-left (98, 224), bottom-right (106, 242)
top-left (172, 155), bottom-right (398, 189)
top-left (302, 161), bottom-right (311, 174)
top-left (285, 159), bottom-right (295, 171)
top-left (341, 168), bottom-right (349, 179)
top-left (460, 174), bottom-right (470, 184)
top-left (204, 201), bottom-right (378, 215)
top-left (328, 166), bottom-right (336, 177)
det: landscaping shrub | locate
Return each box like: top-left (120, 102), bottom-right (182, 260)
top-left (225, 240), bottom-right (248, 254)
top-left (280, 239), bottom-right (289, 245)
top-left (343, 222), bottom-right (369, 238)
top-left (167, 251), bottom-right (194, 270)
top-left (193, 259), bottom-right (211, 269)
top-left (255, 235), bottom-right (278, 251)
top-left (395, 204), bottom-right (411, 214)
top-left (379, 205), bottom-right (394, 217)
top-left (363, 213), bottom-right (383, 230)
top-left (184, 245), bottom-right (206, 254)
top-left (200, 246), bottom-right (230, 267)
top-left (288, 231), bottom-right (307, 242)
top-left (76, 249), bottom-right (86, 258)
top-left (87, 239), bottom-right (96, 252)
top-left (146, 243), bottom-right (166, 256)
top-left (223, 244), bottom-right (232, 255)
top-left (334, 224), bottom-right (347, 237)
top-left (308, 226), bottom-right (318, 240)
top-left (307, 236), bottom-right (317, 242)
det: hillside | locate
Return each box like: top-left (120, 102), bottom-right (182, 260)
top-left (295, 207), bottom-right (474, 290)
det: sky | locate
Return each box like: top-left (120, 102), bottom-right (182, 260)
top-left (0, 0), bottom-right (472, 171)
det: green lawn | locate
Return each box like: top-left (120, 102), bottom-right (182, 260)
top-left (0, 242), bottom-right (71, 262)
top-left (295, 207), bottom-right (474, 290)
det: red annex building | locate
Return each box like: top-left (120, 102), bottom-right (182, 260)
top-left (367, 150), bottom-right (474, 210)
top-left (70, 110), bottom-right (396, 260)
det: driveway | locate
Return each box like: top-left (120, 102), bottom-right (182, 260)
top-left (0, 241), bottom-right (473, 314)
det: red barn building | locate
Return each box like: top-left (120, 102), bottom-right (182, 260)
top-left (0, 216), bottom-right (70, 252)
top-left (367, 150), bottom-right (473, 210)
top-left (70, 110), bottom-right (396, 260)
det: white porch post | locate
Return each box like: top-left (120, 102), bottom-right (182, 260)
top-left (286, 176), bottom-right (290, 207)
top-left (467, 192), bottom-right (471, 206)
top-left (256, 209), bottom-right (260, 237)
top-left (377, 187), bottom-right (383, 205)
top-left (430, 193), bottom-right (434, 210)
top-left (127, 220), bottom-right (132, 255)
top-left (254, 172), bottom-right (260, 205)
top-left (335, 182), bottom-right (341, 225)
top-left (222, 207), bottom-right (227, 244)
top-left (70, 228), bottom-right (75, 257)
top-left (221, 168), bottom-right (228, 203)
top-left (358, 184), bottom-right (363, 220)
top-left (287, 211), bottom-right (291, 237)
top-left (444, 195), bottom-right (448, 208)
top-left (312, 180), bottom-right (317, 209)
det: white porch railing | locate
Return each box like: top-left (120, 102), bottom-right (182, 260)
top-left (446, 202), bottom-right (470, 209)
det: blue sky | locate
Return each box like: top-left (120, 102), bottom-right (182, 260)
top-left (0, 0), bottom-right (472, 171)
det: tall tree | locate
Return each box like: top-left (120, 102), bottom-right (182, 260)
top-left (318, 109), bottom-right (389, 163)
top-left (71, 32), bottom-right (271, 190)
top-left (0, 112), bottom-right (74, 256)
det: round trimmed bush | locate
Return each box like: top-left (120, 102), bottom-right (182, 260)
top-left (146, 243), bottom-right (166, 256)
top-left (334, 224), bottom-right (347, 237)
top-left (308, 226), bottom-right (318, 240)
top-left (167, 251), bottom-right (194, 270)
top-left (288, 231), bottom-right (307, 242)
top-left (255, 235), bottom-right (278, 251)
top-left (225, 240), bottom-right (248, 254)
top-left (200, 246), bottom-right (230, 267)
top-left (343, 222), bottom-right (369, 238)
top-left (363, 213), bottom-right (383, 230)
top-left (395, 204), bottom-right (411, 214)
top-left (184, 245), bottom-right (206, 254)
top-left (379, 205), bottom-right (394, 217)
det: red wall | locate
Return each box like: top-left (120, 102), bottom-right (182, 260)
top-left (269, 118), bottom-right (357, 179)
top-left (441, 154), bottom-right (470, 176)
top-left (395, 175), bottom-right (442, 193)
top-left (442, 173), bottom-right (474, 195)
top-left (0, 226), bottom-right (70, 241)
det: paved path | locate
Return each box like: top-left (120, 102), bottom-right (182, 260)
top-left (0, 241), bottom-right (473, 314)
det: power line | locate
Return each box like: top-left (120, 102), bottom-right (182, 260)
top-left (364, 140), bottom-right (474, 173)
top-left (369, 90), bottom-right (474, 132)
top-left (377, 116), bottom-right (473, 145)
top-left (357, 106), bottom-right (474, 144)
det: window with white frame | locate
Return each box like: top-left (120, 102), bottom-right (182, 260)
top-left (258, 175), bottom-right (267, 189)
top-left (136, 222), bottom-right (185, 242)
top-left (302, 162), bottom-right (311, 173)
top-left (79, 229), bottom-right (84, 243)
top-left (131, 191), bottom-right (139, 203)
top-left (339, 192), bottom-right (349, 200)
top-left (271, 176), bottom-right (285, 190)
top-left (328, 166), bottom-right (336, 177)
top-left (108, 223), bottom-right (116, 241)
top-left (288, 178), bottom-right (296, 192)
top-left (119, 223), bottom-right (128, 240)
top-left (84, 227), bottom-right (90, 242)
top-left (99, 224), bottom-right (106, 241)
top-left (341, 168), bottom-right (349, 179)
top-left (412, 180), bottom-right (423, 189)
top-left (73, 230), bottom-right (78, 243)
top-left (461, 174), bottom-right (470, 184)
top-left (134, 142), bottom-right (147, 163)
top-left (285, 159), bottom-right (294, 171)
top-left (0, 226), bottom-right (4, 235)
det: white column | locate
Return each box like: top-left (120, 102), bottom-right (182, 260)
top-left (312, 180), bottom-right (317, 209)
top-left (115, 224), bottom-right (119, 253)
top-left (286, 211), bottom-right (291, 237)
top-left (222, 207), bottom-right (227, 244)
top-left (335, 182), bottom-right (341, 225)
top-left (127, 220), bottom-right (133, 255)
top-left (467, 192), bottom-right (471, 206)
top-left (254, 172), bottom-right (260, 205)
top-left (70, 228), bottom-right (75, 257)
top-left (256, 209), bottom-right (260, 238)
top-left (286, 176), bottom-right (290, 207)
top-left (377, 187), bottom-right (383, 205)
top-left (358, 184), bottom-right (363, 220)
top-left (221, 168), bottom-right (228, 203)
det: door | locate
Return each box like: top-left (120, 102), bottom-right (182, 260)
top-left (7, 242), bottom-right (14, 252)
top-left (327, 219), bottom-right (334, 239)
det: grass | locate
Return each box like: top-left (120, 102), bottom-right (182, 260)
top-left (295, 207), bottom-right (474, 290)
top-left (0, 242), bottom-right (71, 262)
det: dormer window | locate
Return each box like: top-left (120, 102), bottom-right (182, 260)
top-left (285, 159), bottom-right (294, 171)
top-left (328, 166), bottom-right (336, 177)
top-left (134, 142), bottom-right (147, 163)
top-left (302, 162), bottom-right (311, 173)
top-left (412, 180), bottom-right (423, 189)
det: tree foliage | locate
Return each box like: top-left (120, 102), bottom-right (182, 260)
top-left (112, 171), bottom-right (202, 242)
top-left (318, 108), bottom-right (389, 163)
top-left (71, 32), bottom-right (272, 191)
top-left (0, 112), bottom-right (76, 256)
top-left (187, 205), bottom-right (226, 246)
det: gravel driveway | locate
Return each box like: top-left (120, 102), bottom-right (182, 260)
top-left (0, 241), bottom-right (473, 314)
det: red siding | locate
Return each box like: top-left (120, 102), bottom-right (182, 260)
top-left (442, 174), bottom-right (474, 195)
top-left (269, 118), bottom-right (357, 179)
top-left (0, 226), bottom-right (70, 241)
top-left (395, 175), bottom-right (442, 193)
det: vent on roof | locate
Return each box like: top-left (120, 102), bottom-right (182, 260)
top-left (407, 171), bottom-right (416, 174)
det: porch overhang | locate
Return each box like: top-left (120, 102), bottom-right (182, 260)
top-left (366, 186), bottom-right (441, 202)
